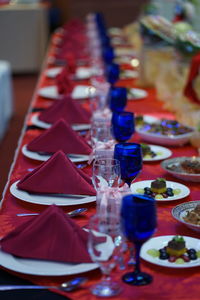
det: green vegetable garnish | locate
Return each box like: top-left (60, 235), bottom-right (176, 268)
top-left (173, 236), bottom-right (184, 242)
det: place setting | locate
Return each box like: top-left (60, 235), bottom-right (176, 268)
top-left (30, 96), bottom-right (91, 131)
top-left (22, 119), bottom-right (91, 163)
top-left (11, 150), bottom-right (96, 206)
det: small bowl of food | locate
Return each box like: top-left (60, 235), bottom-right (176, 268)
top-left (172, 201), bottom-right (200, 233)
top-left (161, 156), bottom-right (200, 182)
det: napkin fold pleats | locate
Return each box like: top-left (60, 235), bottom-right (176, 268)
top-left (27, 119), bottom-right (91, 155)
top-left (38, 96), bottom-right (91, 125)
top-left (18, 150), bottom-right (95, 195)
top-left (56, 67), bottom-right (75, 95)
top-left (1, 205), bottom-right (104, 263)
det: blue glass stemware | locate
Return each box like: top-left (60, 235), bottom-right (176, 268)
top-left (105, 63), bottom-right (120, 85)
top-left (114, 143), bottom-right (142, 187)
top-left (112, 111), bottom-right (134, 142)
top-left (108, 87), bottom-right (127, 112)
top-left (121, 194), bottom-right (157, 285)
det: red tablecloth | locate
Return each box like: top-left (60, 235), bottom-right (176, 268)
top-left (0, 27), bottom-right (199, 300)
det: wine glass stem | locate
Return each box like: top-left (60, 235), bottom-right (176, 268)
top-left (134, 243), bottom-right (142, 273)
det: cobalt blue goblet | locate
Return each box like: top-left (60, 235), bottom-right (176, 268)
top-left (114, 143), bottom-right (142, 187)
top-left (108, 86), bottom-right (127, 112)
top-left (102, 46), bottom-right (115, 64)
top-left (112, 111), bottom-right (134, 142)
top-left (121, 194), bottom-right (157, 286)
top-left (105, 63), bottom-right (120, 85)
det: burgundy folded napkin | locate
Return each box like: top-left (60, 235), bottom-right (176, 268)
top-left (56, 67), bottom-right (75, 95)
top-left (27, 119), bottom-right (91, 155)
top-left (17, 150), bottom-right (96, 195)
top-left (184, 52), bottom-right (200, 105)
top-left (38, 96), bottom-right (91, 125)
top-left (1, 205), bottom-right (105, 263)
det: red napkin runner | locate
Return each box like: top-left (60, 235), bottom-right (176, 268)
top-left (17, 151), bottom-right (96, 195)
top-left (184, 52), bottom-right (200, 105)
top-left (27, 119), bottom-right (91, 155)
top-left (1, 205), bottom-right (102, 263)
top-left (56, 67), bottom-right (75, 95)
top-left (38, 96), bottom-right (91, 124)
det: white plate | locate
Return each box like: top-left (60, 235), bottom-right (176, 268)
top-left (136, 117), bottom-right (194, 146)
top-left (128, 88), bottom-right (148, 100)
top-left (22, 145), bottom-right (89, 163)
top-left (115, 47), bottom-right (136, 56)
top-left (120, 70), bottom-right (138, 79)
top-left (10, 181), bottom-right (96, 206)
top-left (142, 144), bottom-right (172, 162)
top-left (141, 235), bottom-right (200, 268)
top-left (31, 114), bottom-right (91, 131)
top-left (45, 67), bottom-right (62, 78)
top-left (161, 157), bottom-right (200, 183)
top-left (131, 180), bottom-right (190, 202)
top-left (38, 85), bottom-right (96, 100)
top-left (0, 231), bottom-right (112, 276)
top-left (172, 201), bottom-right (200, 233)
top-left (45, 67), bottom-right (93, 80)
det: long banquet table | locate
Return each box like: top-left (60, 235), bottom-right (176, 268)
top-left (0, 20), bottom-right (199, 300)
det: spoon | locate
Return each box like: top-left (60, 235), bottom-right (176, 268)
top-left (17, 207), bottom-right (88, 217)
top-left (0, 277), bottom-right (87, 291)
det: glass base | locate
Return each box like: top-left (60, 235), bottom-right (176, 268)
top-left (122, 271), bottom-right (152, 286)
top-left (91, 280), bottom-right (122, 297)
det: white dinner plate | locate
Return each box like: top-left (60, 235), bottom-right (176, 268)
top-left (0, 232), bottom-right (113, 276)
top-left (115, 47), bottom-right (135, 56)
top-left (45, 67), bottom-right (62, 78)
top-left (128, 88), bottom-right (148, 100)
top-left (31, 114), bottom-right (91, 131)
top-left (38, 85), bottom-right (96, 100)
top-left (45, 67), bottom-right (93, 80)
top-left (142, 145), bottom-right (172, 162)
top-left (10, 181), bottom-right (96, 206)
top-left (22, 145), bottom-right (89, 163)
top-left (120, 70), bottom-right (138, 79)
top-left (141, 235), bottom-right (200, 268)
top-left (131, 180), bottom-right (190, 202)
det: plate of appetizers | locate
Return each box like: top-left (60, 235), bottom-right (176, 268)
top-left (172, 201), bottom-right (200, 233)
top-left (141, 235), bottom-right (200, 268)
top-left (127, 88), bottom-right (148, 100)
top-left (131, 178), bottom-right (190, 201)
top-left (161, 157), bottom-right (200, 182)
top-left (31, 114), bottom-right (91, 131)
top-left (135, 116), bottom-right (194, 146)
top-left (38, 85), bottom-right (96, 100)
top-left (141, 144), bottom-right (172, 161)
top-left (10, 181), bottom-right (96, 206)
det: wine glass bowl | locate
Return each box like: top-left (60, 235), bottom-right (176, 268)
top-left (114, 143), bottom-right (142, 187)
top-left (120, 194), bottom-right (157, 286)
top-left (108, 86), bottom-right (127, 112)
top-left (92, 158), bottom-right (121, 190)
top-left (88, 213), bottom-right (122, 297)
top-left (112, 111), bottom-right (134, 142)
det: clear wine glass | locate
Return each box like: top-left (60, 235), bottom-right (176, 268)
top-left (92, 158), bottom-right (121, 190)
top-left (114, 143), bottom-right (143, 187)
top-left (88, 213), bottom-right (122, 297)
top-left (120, 194), bottom-right (157, 286)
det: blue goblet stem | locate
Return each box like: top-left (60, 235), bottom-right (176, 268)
top-left (134, 243), bottom-right (142, 274)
